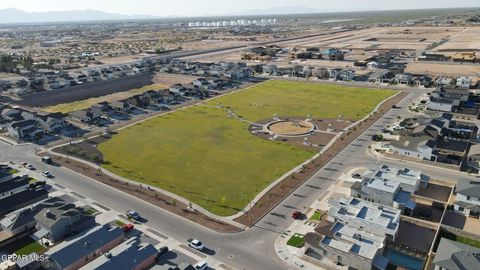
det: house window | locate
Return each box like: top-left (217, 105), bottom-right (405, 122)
top-left (337, 256), bottom-right (342, 262)
top-left (467, 196), bottom-right (471, 200)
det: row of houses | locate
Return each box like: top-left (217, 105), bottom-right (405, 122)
top-left (303, 164), bottom-right (431, 270)
top-left (427, 84), bottom-right (480, 118)
top-left (292, 48), bottom-right (346, 61)
top-left (0, 163), bottom-right (164, 270)
top-left (0, 105), bottom-right (69, 142)
top-left (160, 60), bottom-right (253, 81)
top-left (386, 113), bottom-right (479, 170)
top-left (305, 196), bottom-right (400, 270)
top-left (68, 77), bottom-right (241, 127)
top-left (0, 59), bottom-right (157, 96)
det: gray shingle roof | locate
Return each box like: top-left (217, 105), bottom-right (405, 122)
top-left (79, 237), bottom-right (157, 270)
top-left (456, 180), bottom-right (480, 197)
top-left (433, 238), bottom-right (480, 270)
top-left (46, 224), bottom-right (123, 269)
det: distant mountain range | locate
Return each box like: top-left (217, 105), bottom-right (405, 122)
top-left (0, 8), bottom-right (157, 24)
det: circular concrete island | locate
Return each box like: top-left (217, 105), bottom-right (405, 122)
top-left (267, 120), bottom-right (316, 136)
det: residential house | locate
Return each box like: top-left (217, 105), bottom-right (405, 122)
top-left (21, 112), bottom-right (66, 133)
top-left (338, 70), bottom-right (356, 81)
top-left (90, 102), bottom-right (112, 115)
top-left (305, 222), bottom-right (389, 270)
top-left (351, 170), bottom-right (417, 212)
top-left (0, 178), bottom-right (48, 216)
top-left (321, 48), bottom-right (345, 61)
top-left (427, 86), bottom-right (470, 112)
top-left (453, 180), bottom-right (480, 218)
top-left (110, 101), bottom-right (132, 113)
top-left (79, 237), bottom-right (158, 270)
top-left (433, 238), bottom-right (480, 270)
top-left (328, 197), bottom-right (401, 241)
top-left (43, 225), bottom-right (124, 270)
top-left (394, 73), bottom-right (413, 85)
top-left (125, 94), bottom-right (150, 108)
top-left (33, 202), bottom-right (96, 242)
top-left (0, 197), bottom-right (66, 236)
top-left (1, 108), bottom-right (23, 122)
top-left (69, 110), bottom-right (100, 124)
top-left (7, 120), bottom-right (44, 140)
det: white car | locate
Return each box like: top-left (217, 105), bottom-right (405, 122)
top-left (25, 164), bottom-right (34, 170)
top-left (194, 261), bottom-right (208, 270)
top-left (41, 171), bottom-right (53, 178)
top-left (126, 210), bottom-right (141, 221)
top-left (187, 238), bottom-right (206, 251)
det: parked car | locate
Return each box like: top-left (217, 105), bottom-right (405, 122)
top-left (126, 210), bottom-right (141, 221)
top-left (41, 171), bottom-right (53, 178)
top-left (291, 211), bottom-right (302, 219)
top-left (187, 239), bottom-right (206, 251)
top-left (122, 223), bottom-right (134, 232)
top-left (352, 173), bottom-right (362, 179)
top-left (41, 156), bottom-right (53, 164)
top-left (156, 246), bottom-right (169, 260)
top-left (25, 164), bottom-right (34, 170)
top-left (194, 261), bottom-right (208, 270)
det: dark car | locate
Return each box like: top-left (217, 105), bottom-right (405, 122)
top-left (156, 246), bottom-right (169, 260)
top-left (291, 211), bottom-right (301, 219)
top-left (352, 173), bottom-right (362, 179)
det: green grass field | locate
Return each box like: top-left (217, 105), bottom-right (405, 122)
top-left (99, 80), bottom-right (396, 216)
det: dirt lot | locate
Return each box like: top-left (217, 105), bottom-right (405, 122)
top-left (16, 72), bottom-right (155, 107)
top-left (396, 220), bottom-right (436, 254)
top-left (153, 73), bottom-right (199, 85)
top-left (406, 62), bottom-right (480, 77)
top-left (415, 183), bottom-right (452, 202)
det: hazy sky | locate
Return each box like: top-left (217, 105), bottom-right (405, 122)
top-left (1, 0), bottom-right (479, 16)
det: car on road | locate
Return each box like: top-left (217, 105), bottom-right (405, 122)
top-left (291, 211), bottom-right (302, 219)
top-left (41, 156), bottom-right (53, 164)
top-left (122, 223), bottom-right (134, 232)
top-left (352, 173), bottom-right (362, 179)
top-left (194, 261), bottom-right (208, 270)
top-left (156, 246), bottom-right (169, 260)
top-left (41, 171), bottom-right (53, 178)
top-left (126, 210), bottom-right (141, 221)
top-left (187, 238), bottom-right (206, 251)
top-left (25, 164), bottom-right (34, 170)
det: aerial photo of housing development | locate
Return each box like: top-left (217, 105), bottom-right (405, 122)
top-left (0, 0), bottom-right (480, 269)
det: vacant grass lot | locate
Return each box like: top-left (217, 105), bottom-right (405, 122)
top-left (205, 80), bottom-right (395, 121)
top-left (99, 80), bottom-right (396, 216)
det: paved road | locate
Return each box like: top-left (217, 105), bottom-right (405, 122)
top-left (1, 87), bottom-right (476, 270)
